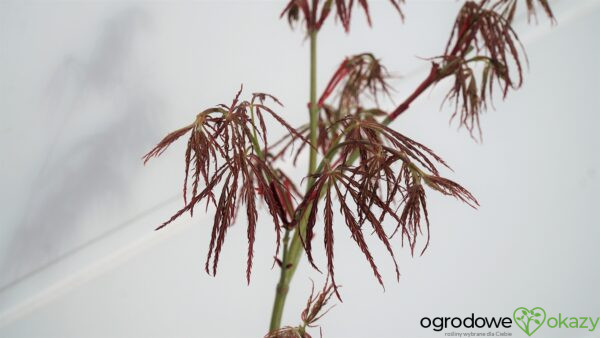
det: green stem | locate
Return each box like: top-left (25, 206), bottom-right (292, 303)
top-left (267, 27), bottom-right (441, 334)
top-left (269, 28), bottom-right (319, 332)
top-left (308, 29), bottom-right (319, 179)
top-left (269, 228), bottom-right (291, 331)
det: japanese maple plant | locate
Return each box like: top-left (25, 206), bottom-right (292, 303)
top-left (142, 0), bottom-right (554, 336)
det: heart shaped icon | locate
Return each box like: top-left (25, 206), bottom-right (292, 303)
top-left (513, 307), bottom-right (546, 336)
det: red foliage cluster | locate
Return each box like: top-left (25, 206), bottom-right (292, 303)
top-left (437, 0), bottom-right (555, 137)
top-left (143, 0), bottom-right (555, 308)
top-left (281, 0), bottom-right (403, 32)
top-left (291, 111), bottom-right (478, 297)
top-left (143, 87), bottom-right (306, 283)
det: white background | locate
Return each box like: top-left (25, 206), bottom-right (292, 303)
top-left (1, 0), bottom-right (599, 337)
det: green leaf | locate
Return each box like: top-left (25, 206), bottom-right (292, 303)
top-left (534, 319), bottom-right (540, 325)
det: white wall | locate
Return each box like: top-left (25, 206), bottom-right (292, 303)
top-left (1, 1), bottom-right (599, 337)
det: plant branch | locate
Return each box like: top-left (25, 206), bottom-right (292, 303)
top-left (385, 63), bottom-right (440, 123)
top-left (269, 27), bottom-right (319, 332)
top-left (269, 49), bottom-right (450, 333)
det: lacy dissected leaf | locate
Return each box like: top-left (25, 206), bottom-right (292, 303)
top-left (265, 280), bottom-right (337, 338)
top-left (143, 87), bottom-right (307, 283)
top-left (271, 53), bottom-right (392, 166)
top-left (281, 0), bottom-right (403, 33)
top-left (289, 115), bottom-right (478, 295)
top-left (337, 116), bottom-right (450, 175)
top-left (318, 53), bottom-right (392, 111)
top-left (433, 0), bottom-right (552, 138)
top-left (488, 0), bottom-right (555, 23)
top-left (435, 1), bottom-right (528, 138)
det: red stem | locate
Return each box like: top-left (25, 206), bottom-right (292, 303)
top-left (318, 60), bottom-right (349, 107)
top-left (387, 13), bottom-right (476, 122)
top-left (387, 63), bottom-right (440, 121)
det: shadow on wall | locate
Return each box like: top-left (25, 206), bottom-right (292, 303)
top-left (0, 8), bottom-right (164, 290)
